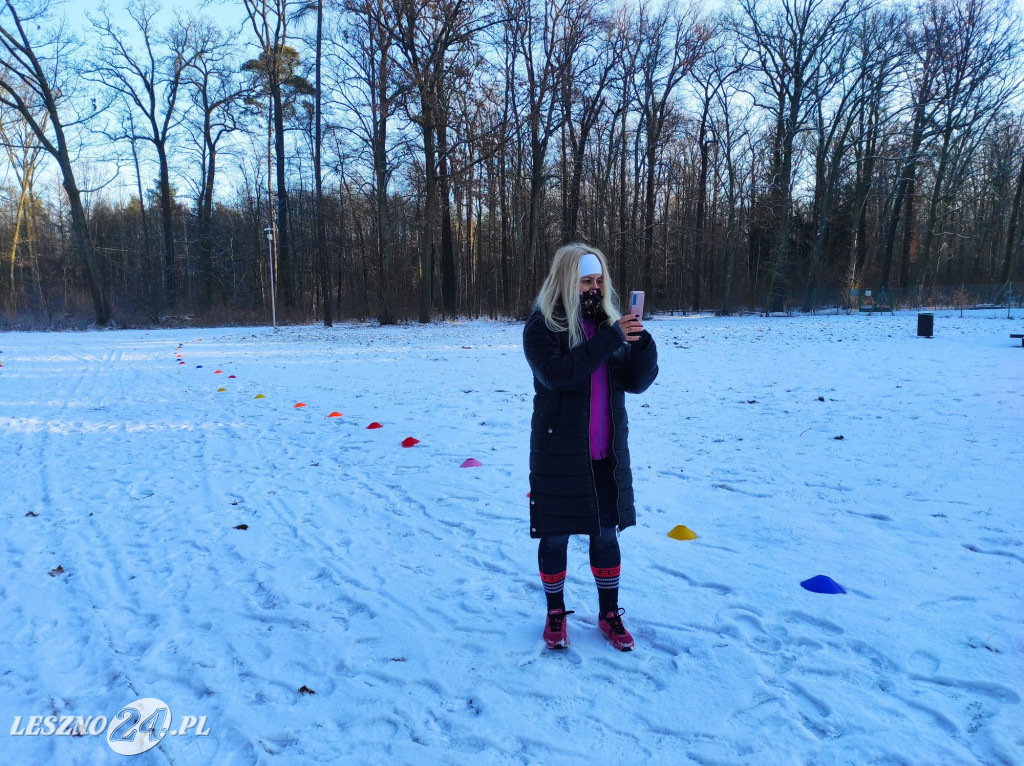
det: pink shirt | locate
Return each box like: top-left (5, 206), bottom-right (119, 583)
top-left (582, 320), bottom-right (612, 460)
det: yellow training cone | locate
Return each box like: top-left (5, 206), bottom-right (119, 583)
top-left (254, 394), bottom-right (266, 399)
top-left (217, 387), bottom-right (227, 392)
top-left (668, 525), bottom-right (698, 541)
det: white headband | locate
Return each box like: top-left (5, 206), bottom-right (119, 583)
top-left (578, 253), bottom-right (602, 278)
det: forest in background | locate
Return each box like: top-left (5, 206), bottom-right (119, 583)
top-left (1, 0), bottom-right (1023, 328)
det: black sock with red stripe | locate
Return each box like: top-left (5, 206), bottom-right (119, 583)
top-left (590, 526), bottom-right (621, 614)
top-left (538, 535), bottom-right (570, 611)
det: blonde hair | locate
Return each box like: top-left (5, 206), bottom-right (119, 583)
top-left (535, 242), bottom-right (621, 347)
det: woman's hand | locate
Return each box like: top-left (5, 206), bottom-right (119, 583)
top-left (616, 313), bottom-right (644, 342)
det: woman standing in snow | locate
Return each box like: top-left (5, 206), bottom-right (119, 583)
top-left (523, 243), bottom-right (658, 651)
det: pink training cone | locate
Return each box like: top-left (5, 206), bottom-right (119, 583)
top-left (460, 458), bottom-right (482, 468)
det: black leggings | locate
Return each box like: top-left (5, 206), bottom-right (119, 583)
top-left (538, 525), bottom-right (621, 575)
top-left (538, 458), bottom-right (621, 581)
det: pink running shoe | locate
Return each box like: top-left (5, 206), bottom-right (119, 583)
top-left (599, 608), bottom-right (634, 651)
top-left (543, 608), bottom-right (574, 649)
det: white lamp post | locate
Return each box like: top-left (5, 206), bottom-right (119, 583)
top-left (265, 227), bottom-right (277, 330)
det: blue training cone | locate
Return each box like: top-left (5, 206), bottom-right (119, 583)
top-left (800, 575), bottom-right (846, 594)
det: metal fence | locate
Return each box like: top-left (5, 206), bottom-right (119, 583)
top-left (773, 283), bottom-right (1024, 314)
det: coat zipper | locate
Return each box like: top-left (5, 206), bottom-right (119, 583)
top-left (587, 357), bottom-right (620, 536)
top-left (607, 361), bottom-right (621, 529)
top-left (586, 372), bottom-right (601, 537)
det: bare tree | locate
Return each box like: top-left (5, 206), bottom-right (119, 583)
top-left (560, 3), bottom-right (619, 242)
top-left (182, 18), bottom-right (246, 312)
top-left (843, 5), bottom-right (907, 292)
top-left (390, 0), bottom-right (481, 322)
top-left (334, 0), bottom-right (406, 324)
top-left (799, 6), bottom-right (888, 311)
top-left (0, 0), bottom-right (108, 324)
top-left (705, 38), bottom-right (750, 315)
top-left (294, 0), bottom-right (333, 325)
top-left (502, 0), bottom-right (591, 310)
top-left (241, 0), bottom-right (314, 310)
top-left (687, 29), bottom-right (731, 313)
top-left (734, 0), bottom-right (860, 312)
top-left (915, 0), bottom-right (1022, 289)
top-left (1002, 132), bottom-right (1024, 286)
top-left (90, 0), bottom-right (206, 313)
top-left (633, 0), bottom-right (711, 303)
top-left (0, 92), bottom-right (46, 313)
top-left (878, 10), bottom-right (939, 291)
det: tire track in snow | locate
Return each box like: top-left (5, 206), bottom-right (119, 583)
top-left (0, 338), bottom-right (188, 765)
top-left (153, 369), bottom-right (513, 760)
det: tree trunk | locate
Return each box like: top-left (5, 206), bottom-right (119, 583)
top-left (314, 0), bottom-right (331, 327)
top-left (375, 140), bottom-right (393, 323)
top-left (898, 169), bottom-right (917, 289)
top-left (693, 101), bottom-right (710, 313)
top-left (918, 129), bottom-right (954, 289)
top-left (198, 141), bottom-right (217, 311)
top-left (565, 114), bottom-right (598, 241)
top-left (64, 168), bottom-right (109, 325)
top-left (766, 97), bottom-right (798, 313)
top-left (419, 114), bottom-right (437, 323)
top-left (641, 127), bottom-right (657, 300)
top-left (846, 102), bottom-right (878, 290)
top-left (617, 101), bottom-right (628, 294)
top-left (128, 137), bottom-right (157, 316)
top-left (1001, 152), bottom-right (1024, 284)
top-left (524, 131), bottom-right (546, 313)
top-left (272, 81), bottom-right (293, 308)
top-left (439, 120), bottom-right (456, 318)
top-left (156, 143), bottom-right (176, 310)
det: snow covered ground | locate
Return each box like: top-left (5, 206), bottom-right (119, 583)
top-left (0, 309), bottom-right (1021, 765)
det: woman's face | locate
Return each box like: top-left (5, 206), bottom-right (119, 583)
top-left (578, 273), bottom-right (603, 293)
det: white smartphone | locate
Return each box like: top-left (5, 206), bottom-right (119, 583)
top-left (629, 290), bottom-right (645, 319)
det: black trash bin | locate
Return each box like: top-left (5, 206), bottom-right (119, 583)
top-left (918, 312), bottom-right (934, 337)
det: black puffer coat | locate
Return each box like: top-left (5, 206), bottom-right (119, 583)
top-left (523, 309), bottom-right (659, 538)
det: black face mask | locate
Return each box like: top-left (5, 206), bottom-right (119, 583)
top-left (580, 287), bottom-right (604, 320)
